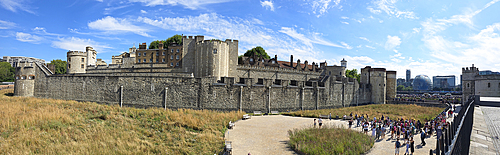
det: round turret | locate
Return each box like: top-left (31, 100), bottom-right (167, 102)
top-left (14, 62), bottom-right (36, 96)
top-left (67, 51), bottom-right (87, 74)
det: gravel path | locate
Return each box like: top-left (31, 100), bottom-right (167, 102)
top-left (224, 115), bottom-right (445, 155)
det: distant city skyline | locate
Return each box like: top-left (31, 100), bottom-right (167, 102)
top-left (1, 0), bottom-right (500, 79)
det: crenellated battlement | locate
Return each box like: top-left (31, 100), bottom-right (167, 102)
top-left (67, 51), bottom-right (87, 56)
top-left (237, 65), bottom-right (322, 74)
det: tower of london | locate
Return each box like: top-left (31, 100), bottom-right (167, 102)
top-left (14, 35), bottom-right (397, 112)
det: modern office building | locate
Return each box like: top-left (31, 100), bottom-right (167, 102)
top-left (433, 75), bottom-right (456, 89)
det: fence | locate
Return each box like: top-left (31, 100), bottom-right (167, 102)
top-left (433, 96), bottom-right (475, 155)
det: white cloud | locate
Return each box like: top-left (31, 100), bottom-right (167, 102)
top-left (412, 27), bottom-right (421, 33)
top-left (0, 0), bottom-right (35, 14)
top-left (0, 19), bottom-right (15, 29)
top-left (310, 0), bottom-right (342, 17)
top-left (16, 32), bottom-right (43, 43)
top-left (359, 37), bottom-right (370, 42)
top-left (128, 0), bottom-right (234, 10)
top-left (252, 18), bottom-right (264, 25)
top-left (260, 1), bottom-right (274, 11)
top-left (279, 27), bottom-right (350, 49)
top-left (341, 16), bottom-right (349, 19)
top-left (88, 16), bottom-right (151, 37)
top-left (52, 37), bottom-right (112, 53)
top-left (32, 27), bottom-right (60, 36)
top-left (104, 5), bottom-right (131, 15)
top-left (365, 45), bottom-right (375, 49)
top-left (384, 35), bottom-right (401, 50)
top-left (341, 21), bottom-right (349, 25)
top-left (140, 10), bottom-right (147, 14)
top-left (368, 0), bottom-right (417, 19)
top-left (421, 0), bottom-right (500, 71)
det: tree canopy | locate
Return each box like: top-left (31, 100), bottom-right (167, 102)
top-left (149, 34), bottom-right (183, 49)
top-left (48, 59), bottom-right (67, 74)
top-left (345, 69), bottom-right (360, 83)
top-left (243, 46), bottom-right (270, 59)
top-left (0, 62), bottom-right (15, 82)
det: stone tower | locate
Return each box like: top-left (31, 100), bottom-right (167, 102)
top-left (67, 46), bottom-right (98, 74)
top-left (14, 62), bottom-right (36, 97)
top-left (86, 46), bottom-right (97, 67)
top-left (341, 58), bottom-right (347, 68)
top-left (386, 71), bottom-right (397, 100)
top-left (462, 64), bottom-right (479, 101)
top-left (67, 51), bottom-right (87, 74)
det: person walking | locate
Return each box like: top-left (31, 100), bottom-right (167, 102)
top-left (318, 118), bottom-right (323, 128)
top-left (313, 119), bottom-right (317, 128)
top-left (410, 137), bottom-right (415, 155)
top-left (395, 138), bottom-right (401, 155)
top-left (404, 140), bottom-right (410, 155)
top-left (420, 129), bottom-right (426, 146)
top-left (349, 118), bottom-right (353, 129)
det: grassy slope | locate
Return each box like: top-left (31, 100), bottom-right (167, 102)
top-left (288, 127), bottom-right (374, 155)
top-left (282, 104), bottom-right (444, 122)
top-left (0, 89), bottom-right (244, 154)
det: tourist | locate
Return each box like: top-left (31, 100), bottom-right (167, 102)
top-left (314, 119), bottom-right (317, 128)
top-left (381, 125), bottom-right (386, 139)
top-left (395, 138), bottom-right (401, 155)
top-left (372, 125), bottom-right (376, 139)
top-left (420, 129), bottom-right (426, 146)
top-left (410, 137), bottom-right (415, 155)
top-left (329, 112), bottom-right (332, 121)
top-left (363, 122), bottom-right (369, 134)
top-left (404, 140), bottom-right (410, 155)
top-left (348, 118), bottom-right (353, 129)
top-left (318, 118), bottom-right (323, 128)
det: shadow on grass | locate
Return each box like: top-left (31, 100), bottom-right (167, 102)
top-left (4, 92), bottom-right (13, 96)
top-left (281, 140), bottom-right (306, 155)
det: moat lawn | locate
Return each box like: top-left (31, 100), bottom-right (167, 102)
top-left (282, 104), bottom-right (445, 122)
top-left (0, 89), bottom-right (244, 154)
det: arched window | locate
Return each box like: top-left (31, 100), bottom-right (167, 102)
top-left (467, 83), bottom-right (470, 88)
top-left (213, 49), bottom-right (217, 54)
top-left (176, 49), bottom-right (179, 53)
top-left (488, 83), bottom-right (491, 88)
top-left (170, 55), bottom-right (173, 60)
top-left (249, 58), bottom-right (253, 62)
top-left (68, 64), bottom-right (71, 68)
top-left (176, 55), bottom-right (179, 60)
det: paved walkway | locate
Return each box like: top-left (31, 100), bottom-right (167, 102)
top-left (471, 106), bottom-right (500, 155)
top-left (224, 115), bottom-right (445, 155)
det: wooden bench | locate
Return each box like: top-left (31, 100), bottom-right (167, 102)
top-left (253, 111), bottom-right (262, 116)
top-left (228, 121), bottom-right (235, 129)
top-left (342, 116), bottom-right (353, 120)
top-left (319, 114), bottom-right (329, 119)
top-left (271, 111), bottom-right (279, 115)
top-left (243, 114), bottom-right (251, 120)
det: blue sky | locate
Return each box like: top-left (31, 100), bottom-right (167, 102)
top-left (1, 0), bottom-right (500, 82)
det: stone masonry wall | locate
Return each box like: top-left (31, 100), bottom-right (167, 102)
top-left (30, 64), bottom-right (370, 112)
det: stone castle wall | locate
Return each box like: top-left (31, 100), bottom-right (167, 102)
top-left (24, 64), bottom-right (363, 112)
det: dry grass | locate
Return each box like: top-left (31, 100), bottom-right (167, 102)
top-left (0, 89), bottom-right (245, 154)
top-left (282, 104), bottom-right (444, 122)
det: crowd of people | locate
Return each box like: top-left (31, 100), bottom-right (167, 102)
top-left (315, 108), bottom-right (454, 155)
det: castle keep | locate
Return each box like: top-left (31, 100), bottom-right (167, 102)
top-left (14, 35), bottom-right (397, 112)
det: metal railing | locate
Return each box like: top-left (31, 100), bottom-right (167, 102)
top-left (434, 96), bottom-right (475, 155)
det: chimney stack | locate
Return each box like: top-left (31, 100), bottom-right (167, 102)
top-left (290, 55), bottom-right (293, 67)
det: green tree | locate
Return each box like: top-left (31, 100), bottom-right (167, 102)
top-left (149, 34), bottom-right (183, 49)
top-left (243, 46), bottom-right (270, 59)
top-left (0, 62), bottom-right (15, 82)
top-left (397, 85), bottom-right (404, 91)
top-left (149, 40), bottom-right (166, 49)
top-left (166, 34), bottom-right (182, 45)
top-left (48, 59), bottom-right (67, 74)
top-left (345, 69), bottom-right (360, 83)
